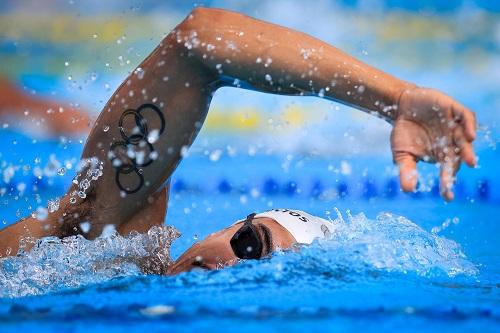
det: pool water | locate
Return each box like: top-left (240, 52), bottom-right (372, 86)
top-left (0, 129), bottom-right (498, 333)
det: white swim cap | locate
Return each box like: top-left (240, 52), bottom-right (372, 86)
top-left (236, 209), bottom-right (335, 244)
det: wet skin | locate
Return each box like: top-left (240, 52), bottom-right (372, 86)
top-left (167, 217), bottom-right (296, 275)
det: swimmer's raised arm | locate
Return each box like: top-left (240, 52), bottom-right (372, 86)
top-left (176, 8), bottom-right (476, 200)
top-left (0, 7), bottom-right (477, 256)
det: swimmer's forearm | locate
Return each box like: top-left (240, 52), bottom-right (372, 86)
top-left (0, 216), bottom-right (58, 256)
top-left (0, 196), bottom-right (79, 255)
top-left (177, 7), bottom-right (415, 121)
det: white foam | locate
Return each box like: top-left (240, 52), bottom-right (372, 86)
top-left (0, 225), bottom-right (180, 298)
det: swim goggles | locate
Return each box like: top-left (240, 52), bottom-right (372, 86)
top-left (230, 213), bottom-right (263, 259)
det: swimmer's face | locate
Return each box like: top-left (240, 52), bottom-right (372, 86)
top-left (167, 217), bottom-right (296, 275)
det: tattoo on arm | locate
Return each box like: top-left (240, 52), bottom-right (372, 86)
top-left (108, 103), bottom-right (165, 194)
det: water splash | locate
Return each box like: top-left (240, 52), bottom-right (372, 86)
top-left (69, 156), bottom-right (103, 202)
top-left (0, 225), bottom-right (180, 298)
top-left (173, 211), bottom-right (478, 287)
top-left (321, 211), bottom-right (477, 277)
top-left (0, 211), bottom-right (477, 298)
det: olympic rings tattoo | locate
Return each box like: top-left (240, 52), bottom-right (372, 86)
top-left (108, 103), bottom-right (165, 194)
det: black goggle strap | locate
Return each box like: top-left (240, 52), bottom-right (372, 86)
top-left (230, 213), bottom-right (262, 259)
top-left (244, 213), bottom-right (257, 225)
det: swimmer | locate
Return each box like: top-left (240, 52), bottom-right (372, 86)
top-left (166, 209), bottom-right (335, 275)
top-left (0, 8), bottom-right (477, 274)
top-left (0, 76), bottom-right (90, 135)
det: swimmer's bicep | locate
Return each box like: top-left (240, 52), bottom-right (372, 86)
top-left (116, 185), bottom-right (169, 235)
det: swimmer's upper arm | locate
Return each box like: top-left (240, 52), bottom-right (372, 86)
top-left (116, 184), bottom-right (170, 236)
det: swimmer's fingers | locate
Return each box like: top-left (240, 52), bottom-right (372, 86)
top-left (453, 126), bottom-right (476, 167)
top-left (452, 103), bottom-right (477, 142)
top-left (439, 155), bottom-right (460, 201)
top-left (394, 152), bottom-right (418, 193)
top-left (438, 102), bottom-right (476, 201)
top-left (439, 126), bottom-right (474, 201)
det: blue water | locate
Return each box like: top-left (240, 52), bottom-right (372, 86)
top-left (0, 129), bottom-right (498, 332)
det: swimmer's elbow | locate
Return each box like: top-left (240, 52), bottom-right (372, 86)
top-left (179, 7), bottom-right (212, 29)
top-left (189, 6), bottom-right (220, 18)
top-left (178, 7), bottom-right (236, 31)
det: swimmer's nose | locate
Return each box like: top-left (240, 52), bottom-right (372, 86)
top-left (166, 256), bottom-right (216, 275)
top-left (166, 236), bottom-right (239, 275)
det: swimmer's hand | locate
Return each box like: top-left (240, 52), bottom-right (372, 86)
top-left (390, 87), bottom-right (477, 201)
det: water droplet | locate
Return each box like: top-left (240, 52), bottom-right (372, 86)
top-left (209, 149), bottom-right (222, 162)
top-left (101, 224), bottom-right (116, 237)
top-left (80, 222), bottom-right (91, 233)
top-left (48, 198), bottom-right (60, 213)
top-left (147, 129), bottom-right (159, 143)
top-left (36, 207), bottom-right (48, 221)
top-left (135, 67), bottom-right (145, 80)
top-left (103, 125), bottom-right (110, 132)
top-left (149, 151), bottom-right (159, 160)
top-left (57, 168), bottom-right (66, 176)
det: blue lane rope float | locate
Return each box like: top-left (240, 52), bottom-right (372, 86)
top-left (218, 179), bottom-right (232, 194)
top-left (477, 179), bottom-right (490, 201)
top-left (310, 180), bottom-right (324, 198)
top-left (1, 174), bottom-right (495, 203)
top-left (362, 179), bottom-right (377, 200)
top-left (284, 180), bottom-right (298, 196)
top-left (337, 182), bottom-right (349, 199)
top-left (263, 177), bottom-right (279, 195)
top-left (383, 178), bottom-right (399, 199)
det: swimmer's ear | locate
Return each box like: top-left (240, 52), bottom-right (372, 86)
top-left (117, 183), bottom-right (170, 235)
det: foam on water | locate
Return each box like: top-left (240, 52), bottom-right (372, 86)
top-left (322, 210), bottom-right (477, 277)
top-left (0, 211), bottom-right (477, 298)
top-left (0, 225), bottom-right (180, 298)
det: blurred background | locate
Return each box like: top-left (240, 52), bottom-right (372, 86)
top-left (0, 0), bottom-right (498, 242)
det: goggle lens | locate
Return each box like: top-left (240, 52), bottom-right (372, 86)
top-left (230, 214), bottom-right (262, 259)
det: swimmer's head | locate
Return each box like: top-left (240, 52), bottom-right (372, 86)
top-left (167, 214), bottom-right (296, 275)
